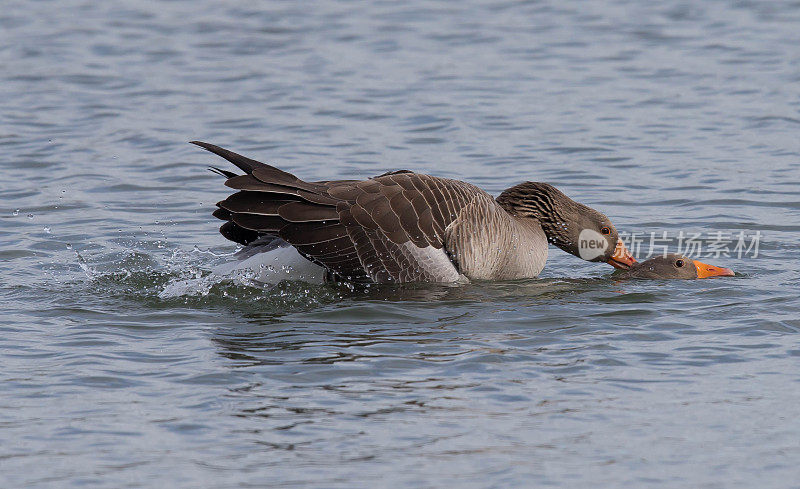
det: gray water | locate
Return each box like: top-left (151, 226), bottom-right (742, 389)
top-left (2, 1), bottom-right (800, 487)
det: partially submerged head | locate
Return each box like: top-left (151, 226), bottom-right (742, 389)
top-left (618, 253), bottom-right (734, 279)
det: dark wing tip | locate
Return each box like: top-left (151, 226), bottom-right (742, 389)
top-left (191, 140), bottom-right (228, 155)
top-left (189, 140), bottom-right (266, 174)
top-left (375, 169), bottom-right (415, 178)
top-left (191, 140), bottom-right (236, 159)
top-left (208, 166), bottom-right (238, 178)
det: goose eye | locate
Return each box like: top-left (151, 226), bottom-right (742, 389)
top-left (675, 259), bottom-right (685, 268)
top-left (600, 226), bottom-right (611, 235)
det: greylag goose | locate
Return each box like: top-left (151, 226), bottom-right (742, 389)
top-left (617, 254), bottom-right (734, 279)
top-left (193, 141), bottom-right (636, 284)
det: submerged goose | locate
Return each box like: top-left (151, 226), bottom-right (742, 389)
top-left (194, 141), bottom-right (636, 284)
top-left (617, 254), bottom-right (734, 279)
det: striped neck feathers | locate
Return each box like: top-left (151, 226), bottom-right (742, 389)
top-left (496, 182), bottom-right (593, 252)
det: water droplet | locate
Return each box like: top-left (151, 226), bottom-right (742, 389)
top-left (66, 243), bottom-right (73, 250)
top-left (12, 209), bottom-right (19, 216)
top-left (27, 213), bottom-right (34, 220)
top-left (43, 227), bottom-right (51, 234)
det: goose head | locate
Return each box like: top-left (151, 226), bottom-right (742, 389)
top-left (619, 253), bottom-right (735, 279)
top-left (496, 182), bottom-right (636, 269)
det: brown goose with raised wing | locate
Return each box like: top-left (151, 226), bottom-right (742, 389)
top-left (194, 141), bottom-right (636, 284)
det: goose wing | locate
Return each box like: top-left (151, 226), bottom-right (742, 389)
top-left (195, 142), bottom-right (495, 283)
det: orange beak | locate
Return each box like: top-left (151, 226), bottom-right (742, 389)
top-left (693, 260), bottom-right (735, 278)
top-left (606, 239), bottom-right (637, 269)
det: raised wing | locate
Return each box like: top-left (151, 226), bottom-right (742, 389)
top-left (195, 142), bottom-right (492, 283)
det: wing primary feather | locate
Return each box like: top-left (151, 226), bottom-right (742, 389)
top-left (191, 141), bottom-right (272, 174)
top-left (212, 207), bottom-right (232, 220)
top-left (231, 214), bottom-right (287, 232)
top-left (209, 166), bottom-right (238, 179)
top-left (278, 201), bottom-right (339, 222)
top-left (219, 221), bottom-right (261, 246)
